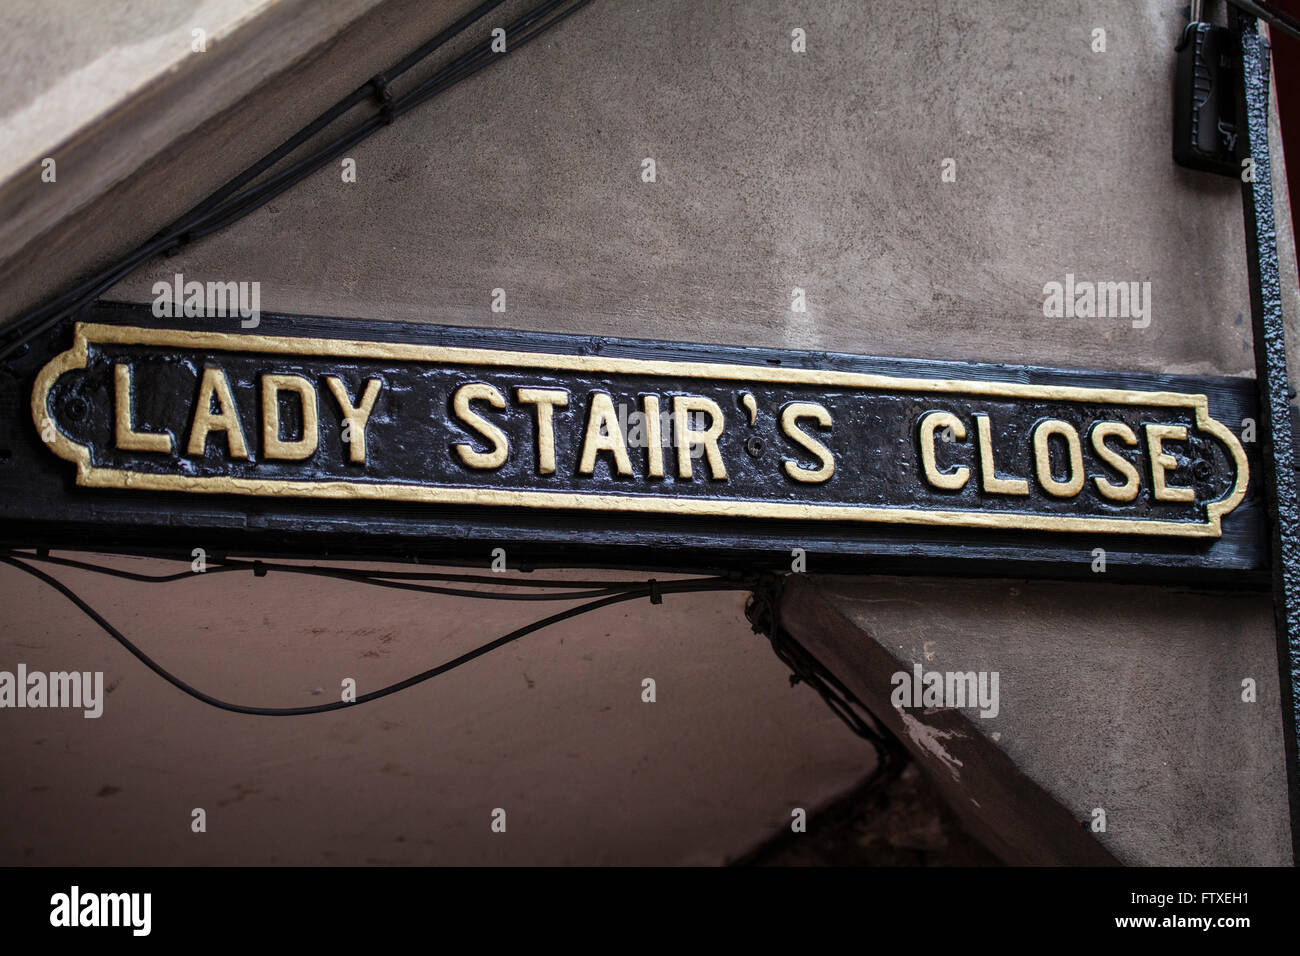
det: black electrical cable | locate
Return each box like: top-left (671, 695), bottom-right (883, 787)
top-left (1231, 0), bottom-right (1300, 40)
top-left (182, 0), bottom-right (512, 223)
top-left (3, 549), bottom-right (740, 597)
top-left (0, 0), bottom-right (594, 361)
top-left (0, 0), bottom-right (515, 342)
top-left (744, 578), bottom-right (904, 770)
top-left (7, 551), bottom-right (245, 583)
top-left (183, 0), bottom-right (589, 242)
top-left (0, 552), bottom-right (625, 600)
top-left (0, 554), bottom-right (753, 717)
top-left (228, 565), bottom-right (693, 602)
top-left (0, 0), bottom-right (569, 351)
top-left (0, 550), bottom-right (896, 781)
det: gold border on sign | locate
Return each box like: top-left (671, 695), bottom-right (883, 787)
top-left (31, 322), bottom-right (1252, 538)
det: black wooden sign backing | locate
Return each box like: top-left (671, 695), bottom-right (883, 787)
top-left (0, 302), bottom-right (1267, 584)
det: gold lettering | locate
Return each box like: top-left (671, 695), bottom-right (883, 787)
top-left (1091, 421), bottom-right (1140, 502)
top-left (1145, 423), bottom-right (1195, 502)
top-left (325, 376), bottom-right (382, 463)
top-left (451, 383), bottom-right (508, 470)
top-left (261, 374), bottom-right (319, 461)
top-left (919, 411), bottom-right (969, 490)
top-left (673, 396), bottom-right (726, 480)
top-left (578, 392), bottom-right (632, 476)
top-left (113, 363), bottom-right (171, 454)
top-left (643, 395), bottom-right (664, 479)
top-left (1033, 419), bottom-right (1084, 497)
top-left (187, 367), bottom-right (248, 459)
top-left (781, 402), bottom-right (835, 484)
top-left (974, 413), bottom-right (1028, 495)
top-left (516, 387), bottom-right (569, 475)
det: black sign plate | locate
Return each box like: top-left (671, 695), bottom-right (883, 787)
top-left (0, 303), bottom-right (1268, 583)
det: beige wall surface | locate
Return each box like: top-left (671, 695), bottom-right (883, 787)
top-left (100, 0), bottom-right (1288, 375)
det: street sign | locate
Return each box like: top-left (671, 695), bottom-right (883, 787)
top-left (0, 302), bottom-right (1268, 582)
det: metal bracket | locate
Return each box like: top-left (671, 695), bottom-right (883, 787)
top-left (1232, 7), bottom-right (1300, 864)
top-left (746, 574), bottom-right (905, 771)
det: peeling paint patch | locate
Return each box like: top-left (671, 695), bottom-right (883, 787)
top-left (898, 711), bottom-right (965, 781)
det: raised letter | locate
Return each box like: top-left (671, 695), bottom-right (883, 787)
top-left (919, 412), bottom-right (969, 490)
top-left (1033, 419), bottom-right (1084, 498)
top-left (261, 374), bottom-right (318, 460)
top-left (1145, 423), bottom-right (1195, 502)
top-left (578, 392), bottom-right (633, 476)
top-left (452, 383), bottom-right (508, 470)
top-left (517, 387), bottom-right (569, 475)
top-left (114, 364), bottom-right (172, 453)
top-left (674, 396), bottom-right (726, 479)
top-left (974, 413), bottom-right (1027, 495)
top-left (187, 367), bottom-right (248, 459)
top-left (643, 395), bottom-right (665, 478)
top-left (1091, 421), bottom-right (1140, 502)
top-left (781, 402), bottom-right (835, 484)
top-left (325, 377), bottom-right (381, 463)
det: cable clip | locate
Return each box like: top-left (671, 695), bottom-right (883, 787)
top-left (370, 74), bottom-right (395, 125)
top-left (649, 579), bottom-right (662, 605)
